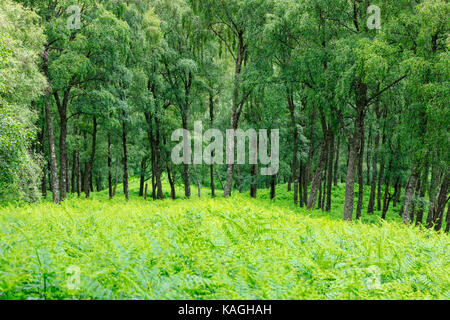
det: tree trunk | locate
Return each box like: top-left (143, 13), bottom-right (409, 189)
top-left (402, 167), bottom-right (419, 225)
top-left (368, 126), bottom-right (379, 213)
top-left (181, 116), bottom-right (191, 198)
top-left (416, 162), bottom-right (429, 225)
top-left (55, 90), bottom-right (70, 201)
top-left (326, 132), bottom-right (334, 211)
top-left (445, 203), bottom-right (449, 233)
top-left (71, 151), bottom-right (76, 194)
top-left (108, 134), bottom-right (113, 199)
top-left (307, 110), bottom-right (329, 210)
top-left (356, 126), bottom-right (365, 220)
top-left (122, 116), bottom-right (129, 201)
top-left (343, 81), bottom-right (366, 221)
top-left (139, 157), bottom-right (147, 197)
top-left (366, 126), bottom-right (372, 186)
top-left (42, 48), bottom-right (59, 204)
top-left (84, 116), bottom-right (97, 198)
top-left (307, 140), bottom-right (327, 210)
top-left (44, 100), bottom-right (59, 204)
top-left (112, 149), bottom-right (120, 198)
top-left (299, 161), bottom-right (304, 207)
top-left (250, 163), bottom-right (258, 198)
top-left (426, 165), bottom-right (440, 227)
top-left (154, 117), bottom-right (164, 200)
top-left (39, 115), bottom-right (47, 198)
top-left (167, 163), bottom-right (176, 200)
top-left (288, 90), bottom-right (299, 205)
top-left (270, 175), bottom-right (276, 200)
top-left (75, 150), bottom-right (81, 197)
top-left (431, 173), bottom-right (450, 231)
top-left (209, 94), bottom-right (216, 198)
top-left (224, 35), bottom-right (246, 198)
top-left (334, 135), bottom-right (340, 186)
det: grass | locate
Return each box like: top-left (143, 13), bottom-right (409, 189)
top-left (0, 179), bottom-right (449, 300)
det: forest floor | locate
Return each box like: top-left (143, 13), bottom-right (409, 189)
top-left (0, 180), bottom-right (449, 300)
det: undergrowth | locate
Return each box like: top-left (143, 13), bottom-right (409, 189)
top-left (0, 180), bottom-right (449, 300)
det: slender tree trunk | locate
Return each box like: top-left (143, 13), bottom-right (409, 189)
top-left (299, 161), bottom-right (304, 207)
top-left (326, 131), bottom-right (334, 211)
top-left (224, 35), bottom-right (246, 198)
top-left (445, 203), bottom-right (450, 233)
top-left (431, 173), bottom-right (450, 231)
top-left (366, 126), bottom-right (372, 186)
top-left (139, 157), bottom-right (147, 197)
top-left (403, 167), bottom-right (419, 224)
top-left (112, 149), bottom-right (120, 198)
top-left (167, 163), bottom-right (176, 200)
top-left (236, 165), bottom-right (243, 192)
top-left (122, 116), bottom-right (129, 201)
top-left (356, 126), bottom-right (365, 220)
top-left (144, 183), bottom-right (148, 201)
top-left (209, 94), bottom-right (215, 198)
top-left (71, 151), bottom-right (76, 194)
top-left (343, 82), bottom-right (366, 221)
top-left (181, 116), bottom-right (191, 198)
top-left (84, 116), bottom-right (97, 198)
top-left (55, 90), bottom-right (70, 201)
top-left (270, 175), bottom-right (276, 200)
top-left (42, 48), bottom-right (59, 204)
top-left (307, 111), bottom-right (329, 210)
top-left (250, 163), bottom-right (258, 198)
top-left (154, 117), bottom-right (164, 200)
top-left (193, 165), bottom-right (202, 198)
top-left (307, 140), bottom-right (328, 210)
top-left (334, 135), bottom-right (340, 187)
top-left (39, 115), bottom-right (48, 198)
top-left (393, 183), bottom-right (400, 208)
top-left (288, 90), bottom-right (299, 205)
top-left (368, 126), bottom-right (379, 214)
top-left (44, 100), bottom-right (59, 203)
top-left (426, 165), bottom-right (440, 227)
top-left (75, 150), bottom-right (81, 197)
top-left (107, 134), bottom-right (113, 199)
top-left (416, 162), bottom-right (429, 225)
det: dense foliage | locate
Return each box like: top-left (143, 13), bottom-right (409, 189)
top-left (1, 180), bottom-right (449, 300)
top-left (0, 0), bottom-right (448, 300)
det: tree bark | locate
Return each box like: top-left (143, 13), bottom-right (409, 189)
top-left (270, 175), bottom-right (276, 200)
top-left (356, 125), bottom-right (365, 220)
top-left (54, 90), bottom-right (70, 201)
top-left (108, 134), bottom-right (113, 199)
top-left (209, 94), bottom-right (216, 198)
top-left (154, 116), bottom-right (164, 200)
top-left (182, 116), bottom-right (191, 198)
top-left (368, 125), bottom-right (379, 214)
top-left (42, 48), bottom-right (59, 204)
top-left (84, 116), bottom-right (97, 198)
top-left (250, 163), bottom-right (258, 198)
top-left (445, 203), bottom-right (449, 233)
top-left (342, 81), bottom-right (366, 221)
top-left (224, 33), bottom-right (246, 198)
top-left (307, 139), bottom-right (328, 210)
top-left (431, 173), bottom-right (450, 231)
top-left (403, 167), bottom-right (419, 224)
top-left (416, 162), bottom-right (429, 225)
top-left (122, 115), bottom-right (129, 201)
top-left (288, 89), bottom-right (299, 205)
top-left (334, 135), bottom-right (340, 187)
top-left (326, 131), bottom-right (334, 211)
top-left (139, 157), bottom-right (147, 197)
